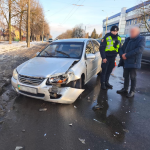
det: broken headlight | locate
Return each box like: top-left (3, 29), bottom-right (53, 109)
top-left (47, 74), bottom-right (68, 85)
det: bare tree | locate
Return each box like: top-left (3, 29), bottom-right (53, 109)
top-left (72, 24), bottom-right (85, 38)
top-left (136, 0), bottom-right (150, 32)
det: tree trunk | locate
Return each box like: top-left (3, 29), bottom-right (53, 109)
top-left (8, 0), bottom-right (12, 44)
top-left (19, 14), bottom-right (23, 41)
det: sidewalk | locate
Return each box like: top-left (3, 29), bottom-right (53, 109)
top-left (0, 41), bottom-right (47, 54)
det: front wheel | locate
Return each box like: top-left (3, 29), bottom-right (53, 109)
top-left (97, 68), bottom-right (102, 76)
top-left (75, 76), bottom-right (85, 89)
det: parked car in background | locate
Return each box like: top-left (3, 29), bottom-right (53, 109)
top-left (142, 40), bottom-right (150, 63)
top-left (48, 38), bottom-right (53, 43)
top-left (11, 38), bottom-right (102, 104)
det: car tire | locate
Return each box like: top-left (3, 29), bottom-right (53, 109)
top-left (75, 76), bottom-right (85, 89)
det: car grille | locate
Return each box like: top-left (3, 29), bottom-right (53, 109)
top-left (18, 74), bottom-right (45, 86)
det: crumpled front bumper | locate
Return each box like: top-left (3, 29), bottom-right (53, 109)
top-left (11, 77), bottom-right (84, 104)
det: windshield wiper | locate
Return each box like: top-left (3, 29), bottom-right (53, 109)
top-left (56, 50), bottom-right (70, 57)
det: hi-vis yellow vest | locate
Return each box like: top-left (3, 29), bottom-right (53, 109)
top-left (105, 36), bottom-right (121, 53)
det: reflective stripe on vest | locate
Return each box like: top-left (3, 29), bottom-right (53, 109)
top-left (105, 36), bottom-right (121, 53)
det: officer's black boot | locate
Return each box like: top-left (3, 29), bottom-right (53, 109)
top-left (117, 88), bottom-right (128, 94)
top-left (105, 81), bottom-right (113, 88)
top-left (101, 82), bottom-right (107, 90)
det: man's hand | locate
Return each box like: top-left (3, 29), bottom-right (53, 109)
top-left (122, 53), bottom-right (127, 60)
top-left (103, 58), bottom-right (107, 63)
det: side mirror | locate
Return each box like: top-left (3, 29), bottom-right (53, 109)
top-left (36, 52), bottom-right (40, 56)
top-left (86, 54), bottom-right (95, 60)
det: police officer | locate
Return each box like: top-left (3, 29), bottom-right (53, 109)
top-left (99, 25), bottom-right (121, 90)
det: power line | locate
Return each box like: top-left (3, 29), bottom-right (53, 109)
top-left (60, 0), bottom-right (81, 24)
top-left (61, 0), bottom-right (85, 25)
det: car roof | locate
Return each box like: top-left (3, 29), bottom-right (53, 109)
top-left (53, 38), bottom-right (95, 43)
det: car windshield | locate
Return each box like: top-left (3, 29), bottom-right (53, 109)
top-left (39, 42), bottom-right (84, 59)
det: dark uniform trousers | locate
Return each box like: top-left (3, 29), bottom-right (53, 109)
top-left (101, 56), bottom-right (116, 83)
top-left (123, 68), bottom-right (137, 92)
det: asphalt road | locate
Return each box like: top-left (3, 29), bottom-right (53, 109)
top-left (0, 62), bottom-right (150, 150)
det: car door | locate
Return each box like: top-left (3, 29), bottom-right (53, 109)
top-left (92, 40), bottom-right (102, 74)
top-left (142, 41), bottom-right (150, 62)
top-left (85, 40), bottom-right (96, 81)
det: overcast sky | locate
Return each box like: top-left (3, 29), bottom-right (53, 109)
top-left (39, 0), bottom-right (142, 38)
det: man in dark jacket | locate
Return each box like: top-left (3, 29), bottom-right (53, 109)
top-left (117, 27), bottom-right (145, 98)
top-left (99, 25), bottom-right (121, 90)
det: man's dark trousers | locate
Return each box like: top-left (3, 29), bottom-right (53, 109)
top-left (101, 56), bottom-right (116, 83)
top-left (123, 68), bottom-right (137, 92)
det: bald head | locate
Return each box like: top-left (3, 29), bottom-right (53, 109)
top-left (130, 27), bottom-right (140, 39)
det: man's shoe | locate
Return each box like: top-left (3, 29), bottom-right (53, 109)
top-left (101, 82), bottom-right (107, 90)
top-left (126, 91), bottom-right (135, 98)
top-left (117, 88), bottom-right (128, 94)
top-left (105, 81), bottom-right (113, 88)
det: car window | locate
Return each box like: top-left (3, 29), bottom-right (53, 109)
top-left (92, 40), bottom-right (100, 53)
top-left (39, 42), bottom-right (84, 59)
top-left (85, 41), bottom-right (95, 54)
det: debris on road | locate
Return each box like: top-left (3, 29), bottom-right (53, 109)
top-left (93, 119), bottom-right (102, 124)
top-left (0, 120), bottom-right (4, 124)
top-left (93, 104), bottom-right (103, 110)
top-left (69, 123), bottom-right (73, 126)
top-left (79, 138), bottom-right (85, 144)
top-left (15, 146), bottom-right (23, 150)
top-left (115, 132), bottom-right (119, 135)
top-left (74, 106), bottom-right (77, 109)
top-left (88, 97), bottom-right (90, 99)
top-left (44, 133), bottom-right (46, 136)
top-left (39, 108), bottom-right (47, 112)
top-left (123, 129), bottom-right (129, 133)
top-left (144, 98), bottom-right (146, 100)
top-left (22, 129), bottom-right (25, 132)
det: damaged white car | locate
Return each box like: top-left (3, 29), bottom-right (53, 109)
top-left (11, 39), bottom-right (102, 104)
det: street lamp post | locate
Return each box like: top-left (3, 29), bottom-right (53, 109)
top-left (102, 10), bottom-right (114, 35)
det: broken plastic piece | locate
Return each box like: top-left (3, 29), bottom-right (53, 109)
top-left (74, 106), bottom-right (77, 108)
top-left (44, 133), bottom-right (46, 136)
top-left (115, 132), bottom-right (119, 135)
top-left (93, 104), bottom-right (103, 110)
top-left (79, 138), bottom-right (85, 144)
top-left (39, 108), bottom-right (47, 112)
top-left (93, 119), bottom-right (102, 124)
top-left (123, 129), bottom-right (129, 133)
top-left (15, 146), bottom-right (23, 150)
top-left (69, 123), bottom-right (72, 126)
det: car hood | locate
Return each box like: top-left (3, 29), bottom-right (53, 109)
top-left (17, 57), bottom-right (79, 78)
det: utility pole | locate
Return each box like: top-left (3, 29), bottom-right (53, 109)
top-left (8, 0), bottom-right (12, 44)
top-left (27, 0), bottom-right (30, 47)
top-left (42, 21), bottom-right (44, 42)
